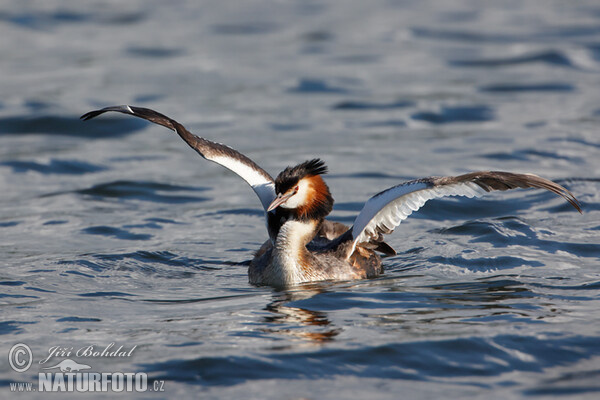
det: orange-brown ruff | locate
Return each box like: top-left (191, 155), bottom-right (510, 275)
top-left (81, 106), bottom-right (582, 288)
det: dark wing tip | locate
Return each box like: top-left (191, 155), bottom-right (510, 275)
top-left (374, 241), bottom-right (396, 256)
top-left (80, 105), bottom-right (135, 121)
top-left (511, 173), bottom-right (583, 214)
top-left (446, 171), bottom-right (583, 214)
top-left (562, 188), bottom-right (583, 214)
top-left (79, 105), bottom-right (177, 133)
top-left (80, 109), bottom-right (104, 121)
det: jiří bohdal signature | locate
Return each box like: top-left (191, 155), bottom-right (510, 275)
top-left (38, 342), bottom-right (137, 365)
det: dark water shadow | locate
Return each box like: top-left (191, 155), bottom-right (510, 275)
top-left (0, 10), bottom-right (145, 30)
top-left (81, 226), bottom-right (153, 241)
top-left (0, 321), bottom-right (37, 335)
top-left (0, 115), bottom-right (147, 138)
top-left (479, 83), bottom-right (575, 93)
top-left (332, 99), bottom-right (414, 110)
top-left (449, 50), bottom-right (574, 68)
top-left (288, 78), bottom-right (350, 94)
top-left (212, 22), bottom-right (279, 35)
top-left (1, 159), bottom-right (107, 175)
top-left (411, 105), bottom-right (494, 124)
top-left (75, 180), bottom-right (209, 204)
top-left (126, 46), bottom-right (184, 58)
top-left (56, 316), bottom-right (102, 322)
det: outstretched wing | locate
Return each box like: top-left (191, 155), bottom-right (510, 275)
top-left (81, 105), bottom-right (276, 211)
top-left (349, 171), bottom-right (582, 257)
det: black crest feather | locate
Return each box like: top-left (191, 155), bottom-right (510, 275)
top-left (275, 159), bottom-right (328, 194)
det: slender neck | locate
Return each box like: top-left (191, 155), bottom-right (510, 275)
top-left (270, 219), bottom-right (320, 284)
top-left (275, 219), bottom-right (319, 253)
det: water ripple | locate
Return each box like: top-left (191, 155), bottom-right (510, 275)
top-left (482, 149), bottom-right (582, 163)
top-left (438, 219), bottom-right (600, 259)
top-left (76, 180), bottom-right (209, 204)
top-left (411, 105), bottom-right (494, 124)
top-left (1, 159), bottom-right (107, 175)
top-left (288, 78), bottom-right (351, 94)
top-left (332, 99), bottom-right (414, 110)
top-left (81, 226), bottom-right (153, 241)
top-left (140, 335), bottom-right (600, 387)
top-left (428, 255), bottom-right (544, 271)
top-left (449, 50), bottom-right (574, 68)
top-left (212, 22), bottom-right (279, 35)
top-left (0, 115), bottom-right (147, 137)
top-left (479, 83), bottom-right (575, 93)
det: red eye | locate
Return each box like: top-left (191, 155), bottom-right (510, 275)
top-left (294, 186), bottom-right (299, 192)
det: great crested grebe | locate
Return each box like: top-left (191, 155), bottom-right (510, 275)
top-left (81, 106), bottom-right (582, 287)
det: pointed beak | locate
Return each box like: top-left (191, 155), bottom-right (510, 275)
top-left (267, 193), bottom-right (293, 212)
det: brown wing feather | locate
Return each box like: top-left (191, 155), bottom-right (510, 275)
top-left (434, 171), bottom-right (582, 213)
top-left (348, 170), bottom-right (582, 258)
top-left (81, 105), bottom-right (274, 183)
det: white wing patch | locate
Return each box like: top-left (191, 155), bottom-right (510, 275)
top-left (210, 155), bottom-right (276, 210)
top-left (350, 181), bottom-right (487, 256)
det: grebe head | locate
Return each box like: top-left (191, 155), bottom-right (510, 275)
top-left (268, 159), bottom-right (333, 221)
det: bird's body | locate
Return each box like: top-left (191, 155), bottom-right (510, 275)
top-left (250, 218), bottom-right (382, 286)
top-left (81, 106), bottom-right (582, 287)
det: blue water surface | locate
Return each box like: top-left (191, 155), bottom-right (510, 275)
top-left (1, 1), bottom-right (599, 399)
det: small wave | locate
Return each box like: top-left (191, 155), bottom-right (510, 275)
top-left (1, 159), bottom-right (107, 175)
top-left (126, 46), bottom-right (184, 58)
top-left (0, 280), bottom-right (26, 287)
top-left (0, 221), bottom-right (20, 228)
top-left (301, 30), bottom-right (334, 43)
top-left (479, 83), bottom-right (575, 93)
top-left (95, 250), bottom-right (218, 270)
top-left (0, 10), bottom-right (145, 30)
top-left (359, 119), bottom-right (407, 128)
top-left (0, 321), bottom-right (37, 335)
top-left (204, 208), bottom-right (264, 217)
top-left (0, 115), bottom-right (147, 137)
top-left (139, 334), bottom-right (600, 386)
top-left (76, 180), bottom-right (209, 204)
top-left (81, 226), bottom-right (153, 241)
top-left (288, 78), bottom-right (350, 94)
top-left (56, 316), bottom-right (102, 322)
top-left (411, 105), bottom-right (494, 124)
top-left (332, 100), bottom-right (414, 110)
top-left (269, 123), bottom-right (311, 132)
top-left (133, 93), bottom-right (165, 103)
top-left (428, 255), bottom-right (543, 271)
top-left (61, 251), bottom-right (223, 279)
top-left (548, 137), bottom-right (600, 149)
top-left (449, 50), bottom-right (573, 68)
top-left (411, 27), bottom-right (518, 43)
top-left (439, 219), bottom-right (600, 259)
top-left (481, 149), bottom-right (582, 163)
top-left (212, 22), bottom-right (279, 35)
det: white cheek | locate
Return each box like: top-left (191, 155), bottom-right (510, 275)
top-left (281, 180), bottom-right (310, 209)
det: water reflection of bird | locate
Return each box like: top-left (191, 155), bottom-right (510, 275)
top-left (81, 106), bottom-right (582, 287)
top-left (263, 290), bottom-right (340, 343)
